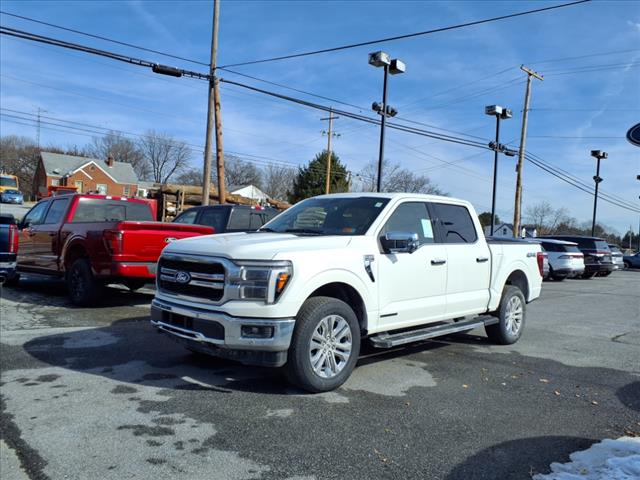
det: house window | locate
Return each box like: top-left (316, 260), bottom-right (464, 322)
top-left (51, 179), bottom-right (60, 186)
top-left (503, 228), bottom-right (507, 235)
top-left (96, 184), bottom-right (108, 195)
top-left (123, 185), bottom-right (130, 197)
top-left (75, 180), bottom-right (84, 193)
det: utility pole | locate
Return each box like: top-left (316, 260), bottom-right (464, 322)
top-left (202, 0), bottom-right (225, 205)
top-left (513, 65), bottom-right (543, 237)
top-left (36, 107), bottom-right (47, 149)
top-left (321, 108), bottom-right (339, 194)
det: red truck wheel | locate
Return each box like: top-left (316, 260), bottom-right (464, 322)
top-left (67, 258), bottom-right (103, 306)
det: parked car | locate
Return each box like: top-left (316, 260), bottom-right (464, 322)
top-left (0, 213), bottom-right (19, 285)
top-left (173, 204), bottom-right (279, 233)
top-left (151, 193), bottom-right (543, 392)
top-left (541, 235), bottom-right (614, 278)
top-left (533, 239), bottom-right (585, 281)
top-left (0, 189), bottom-right (24, 204)
top-left (13, 194), bottom-right (213, 305)
top-left (607, 244), bottom-right (624, 271)
top-left (623, 252), bottom-right (640, 269)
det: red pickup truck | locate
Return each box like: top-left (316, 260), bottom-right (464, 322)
top-left (15, 194), bottom-right (213, 305)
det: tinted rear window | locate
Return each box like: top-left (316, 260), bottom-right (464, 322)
top-left (431, 203), bottom-right (477, 243)
top-left (200, 208), bottom-right (229, 232)
top-left (594, 240), bottom-right (609, 251)
top-left (71, 199), bottom-right (153, 222)
top-left (566, 245), bottom-right (581, 253)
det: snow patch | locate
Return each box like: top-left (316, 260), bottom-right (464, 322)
top-left (533, 437), bottom-right (640, 480)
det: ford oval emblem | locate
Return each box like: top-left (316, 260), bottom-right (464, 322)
top-left (175, 271), bottom-right (191, 284)
top-left (165, 237), bottom-right (177, 243)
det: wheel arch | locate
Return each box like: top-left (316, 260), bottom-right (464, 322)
top-left (305, 282), bottom-right (368, 334)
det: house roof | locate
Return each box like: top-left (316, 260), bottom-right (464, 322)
top-left (40, 151), bottom-right (138, 185)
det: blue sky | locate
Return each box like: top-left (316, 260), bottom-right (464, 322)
top-left (1, 0), bottom-right (639, 234)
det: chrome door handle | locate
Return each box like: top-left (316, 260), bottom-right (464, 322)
top-left (476, 257), bottom-right (489, 263)
top-left (431, 259), bottom-right (447, 266)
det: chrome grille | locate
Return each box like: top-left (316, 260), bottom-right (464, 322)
top-left (158, 256), bottom-right (225, 301)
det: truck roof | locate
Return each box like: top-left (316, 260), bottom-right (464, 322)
top-left (312, 192), bottom-right (471, 208)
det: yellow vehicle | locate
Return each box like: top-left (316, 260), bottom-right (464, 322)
top-left (0, 174), bottom-right (19, 194)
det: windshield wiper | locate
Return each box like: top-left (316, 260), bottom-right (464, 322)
top-left (284, 228), bottom-right (324, 235)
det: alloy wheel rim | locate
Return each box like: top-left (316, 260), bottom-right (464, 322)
top-left (504, 296), bottom-right (523, 335)
top-left (309, 315), bottom-right (352, 379)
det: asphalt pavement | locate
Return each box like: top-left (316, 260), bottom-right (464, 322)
top-left (1, 272), bottom-right (638, 480)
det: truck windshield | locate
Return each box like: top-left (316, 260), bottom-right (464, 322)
top-left (71, 199), bottom-right (153, 222)
top-left (0, 176), bottom-right (18, 188)
top-left (260, 197), bottom-right (389, 235)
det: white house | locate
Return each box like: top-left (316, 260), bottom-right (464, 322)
top-left (484, 223), bottom-right (537, 238)
top-left (229, 184), bottom-right (269, 202)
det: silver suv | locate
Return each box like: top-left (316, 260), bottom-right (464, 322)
top-left (608, 244), bottom-right (624, 271)
top-left (536, 239), bottom-right (585, 281)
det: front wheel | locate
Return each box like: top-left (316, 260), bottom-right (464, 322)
top-left (486, 285), bottom-right (526, 345)
top-left (286, 296), bottom-right (360, 393)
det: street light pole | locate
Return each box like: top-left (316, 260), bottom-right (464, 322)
top-left (376, 64), bottom-right (389, 193)
top-left (491, 114), bottom-right (501, 235)
top-left (590, 150), bottom-right (607, 236)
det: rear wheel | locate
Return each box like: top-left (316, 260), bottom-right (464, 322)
top-left (552, 274), bottom-right (567, 281)
top-left (286, 296), bottom-right (360, 393)
top-left (581, 272), bottom-right (595, 279)
top-left (67, 258), bottom-right (103, 306)
top-left (486, 285), bottom-right (526, 345)
top-left (600, 271), bottom-right (612, 277)
top-left (624, 261), bottom-right (630, 269)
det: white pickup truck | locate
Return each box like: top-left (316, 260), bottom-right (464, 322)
top-left (151, 193), bottom-right (543, 392)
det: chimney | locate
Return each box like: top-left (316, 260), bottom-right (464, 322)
top-left (107, 155), bottom-right (114, 168)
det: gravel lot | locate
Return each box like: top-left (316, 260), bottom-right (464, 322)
top-left (1, 272), bottom-right (638, 480)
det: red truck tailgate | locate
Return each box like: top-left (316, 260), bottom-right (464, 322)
top-left (107, 221), bottom-right (214, 264)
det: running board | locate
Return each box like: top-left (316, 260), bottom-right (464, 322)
top-left (369, 316), bottom-right (499, 349)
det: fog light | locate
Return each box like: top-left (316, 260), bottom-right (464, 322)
top-left (241, 325), bottom-right (274, 339)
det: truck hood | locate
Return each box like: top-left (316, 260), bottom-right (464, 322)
top-left (163, 232), bottom-right (353, 260)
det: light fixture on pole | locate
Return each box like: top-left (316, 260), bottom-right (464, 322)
top-left (485, 105), bottom-right (513, 235)
top-left (590, 149), bottom-right (607, 236)
top-left (369, 51), bottom-right (405, 192)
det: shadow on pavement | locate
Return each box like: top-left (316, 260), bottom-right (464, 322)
top-left (616, 381), bottom-right (640, 412)
top-left (1, 276), bottom-right (154, 309)
top-left (445, 436), bottom-right (596, 480)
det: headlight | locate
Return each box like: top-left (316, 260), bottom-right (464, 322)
top-left (229, 261), bottom-right (292, 304)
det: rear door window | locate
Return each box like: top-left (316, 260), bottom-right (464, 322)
top-left (431, 203), bottom-right (478, 244)
top-left (43, 198), bottom-right (70, 224)
top-left (199, 208), bottom-right (229, 233)
top-left (227, 208), bottom-right (252, 231)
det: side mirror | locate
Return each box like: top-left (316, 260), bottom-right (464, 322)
top-left (380, 232), bottom-right (419, 254)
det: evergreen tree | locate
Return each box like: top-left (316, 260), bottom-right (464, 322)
top-left (288, 150), bottom-right (349, 203)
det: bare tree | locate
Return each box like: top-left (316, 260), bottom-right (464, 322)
top-left (262, 164), bottom-right (296, 200)
top-left (221, 155), bottom-right (264, 190)
top-left (137, 130), bottom-right (190, 184)
top-left (357, 159), bottom-right (446, 195)
top-left (0, 135), bottom-right (40, 198)
top-left (525, 201), bottom-right (571, 234)
top-left (87, 131), bottom-right (150, 180)
top-left (175, 168), bottom-right (203, 186)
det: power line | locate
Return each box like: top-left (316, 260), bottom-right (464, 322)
top-left (0, 10), bottom-right (209, 66)
top-left (219, 0), bottom-right (591, 68)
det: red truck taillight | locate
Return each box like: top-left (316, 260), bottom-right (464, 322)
top-left (104, 230), bottom-right (124, 255)
top-left (536, 252), bottom-right (546, 277)
top-left (8, 224), bottom-right (19, 254)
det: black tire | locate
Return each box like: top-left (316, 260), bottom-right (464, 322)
top-left (600, 271), bottom-right (612, 277)
top-left (123, 279), bottom-right (147, 291)
top-left (66, 258), bottom-right (103, 306)
top-left (581, 272), bottom-right (595, 279)
top-left (552, 275), bottom-right (567, 282)
top-left (485, 285), bottom-right (526, 345)
top-left (624, 261), bottom-right (631, 269)
top-left (286, 296), bottom-right (360, 393)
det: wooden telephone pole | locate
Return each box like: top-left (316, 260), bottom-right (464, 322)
top-left (513, 65), bottom-right (543, 237)
top-left (321, 108), bottom-right (339, 194)
top-left (202, 0), bottom-right (225, 205)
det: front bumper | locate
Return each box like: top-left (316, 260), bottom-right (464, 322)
top-left (150, 299), bottom-right (295, 367)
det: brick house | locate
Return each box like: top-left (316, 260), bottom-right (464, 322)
top-left (34, 151), bottom-right (139, 198)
